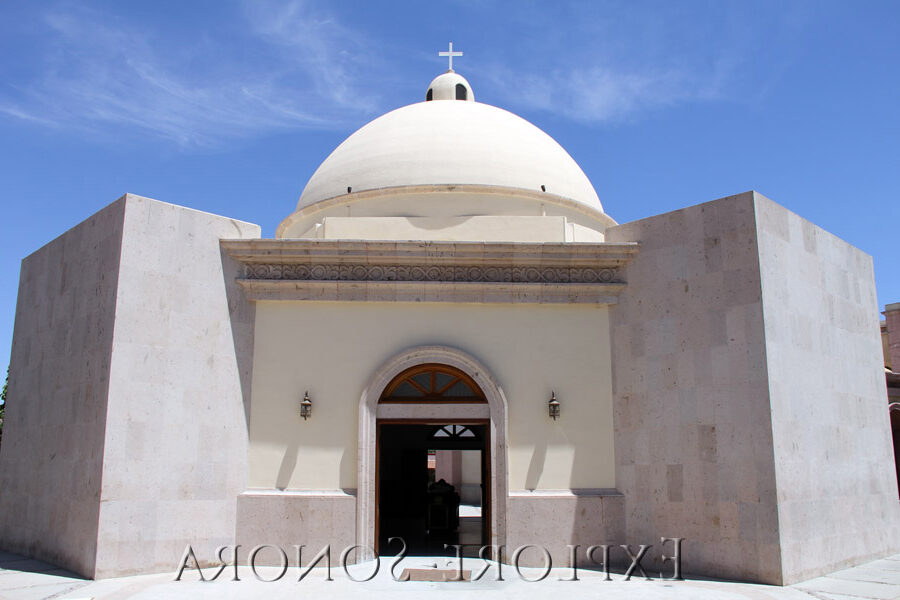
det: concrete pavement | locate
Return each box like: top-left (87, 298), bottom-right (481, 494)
top-left (2, 550), bottom-right (900, 599)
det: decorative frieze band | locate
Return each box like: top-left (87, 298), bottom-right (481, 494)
top-left (242, 263), bottom-right (623, 284)
top-left (222, 239), bottom-right (638, 304)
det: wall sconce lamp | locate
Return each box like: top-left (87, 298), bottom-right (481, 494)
top-left (548, 390), bottom-right (560, 421)
top-left (300, 391), bottom-right (312, 421)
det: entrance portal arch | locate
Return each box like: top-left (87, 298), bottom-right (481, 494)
top-left (357, 346), bottom-right (508, 555)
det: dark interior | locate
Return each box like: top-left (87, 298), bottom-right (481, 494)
top-left (377, 422), bottom-right (486, 556)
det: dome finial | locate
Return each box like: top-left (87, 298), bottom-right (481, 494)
top-left (439, 41), bottom-right (463, 72)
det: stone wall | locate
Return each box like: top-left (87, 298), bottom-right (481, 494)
top-left (92, 195), bottom-right (260, 577)
top-left (607, 191), bottom-right (900, 584)
top-left (235, 491), bottom-right (357, 566)
top-left (0, 199), bottom-right (126, 577)
top-left (506, 491), bottom-right (625, 568)
top-left (606, 192), bottom-right (782, 583)
top-left (0, 195), bottom-right (260, 578)
top-left (755, 195), bottom-right (900, 583)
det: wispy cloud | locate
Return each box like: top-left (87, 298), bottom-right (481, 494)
top-left (0, 1), bottom-right (383, 147)
top-left (0, 1), bottom-right (751, 144)
top-left (469, 2), bottom-right (745, 124)
top-left (244, 0), bottom-right (382, 115)
top-left (481, 60), bottom-right (728, 124)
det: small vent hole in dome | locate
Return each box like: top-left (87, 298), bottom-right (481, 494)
top-left (426, 88), bottom-right (433, 101)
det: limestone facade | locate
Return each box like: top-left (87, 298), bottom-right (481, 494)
top-left (0, 200), bottom-right (125, 577)
top-left (606, 191), bottom-right (900, 584)
top-left (0, 195), bottom-right (261, 577)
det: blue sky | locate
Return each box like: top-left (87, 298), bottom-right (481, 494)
top-left (0, 0), bottom-right (898, 370)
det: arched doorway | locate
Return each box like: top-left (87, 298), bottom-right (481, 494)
top-left (376, 364), bottom-right (490, 554)
top-left (357, 346), bottom-right (508, 558)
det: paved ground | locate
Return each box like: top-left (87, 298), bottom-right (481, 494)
top-left (2, 550), bottom-right (900, 599)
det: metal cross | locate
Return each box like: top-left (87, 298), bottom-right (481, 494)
top-left (439, 42), bottom-right (463, 71)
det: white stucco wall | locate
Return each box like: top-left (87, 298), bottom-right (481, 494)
top-left (247, 301), bottom-right (615, 492)
top-left (317, 215), bottom-right (571, 242)
top-left (277, 189), bottom-right (615, 240)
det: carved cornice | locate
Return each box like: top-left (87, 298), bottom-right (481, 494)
top-left (242, 263), bottom-right (622, 284)
top-left (221, 239), bottom-right (639, 304)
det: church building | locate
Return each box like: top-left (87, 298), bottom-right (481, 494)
top-left (1, 49), bottom-right (898, 585)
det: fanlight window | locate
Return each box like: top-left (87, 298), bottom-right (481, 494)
top-left (431, 425), bottom-right (477, 439)
top-left (380, 364), bottom-right (486, 403)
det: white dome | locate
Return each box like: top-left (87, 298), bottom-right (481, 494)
top-left (295, 100), bottom-right (604, 213)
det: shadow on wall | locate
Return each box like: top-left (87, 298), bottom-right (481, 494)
top-left (339, 443), bottom-right (355, 491)
top-left (220, 247), bottom-right (256, 429)
top-left (275, 437), bottom-right (302, 491)
top-left (522, 410), bottom-right (630, 568)
top-left (524, 435), bottom-right (547, 490)
top-left (525, 412), bottom-right (586, 491)
top-left (275, 436), bottom-right (355, 491)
